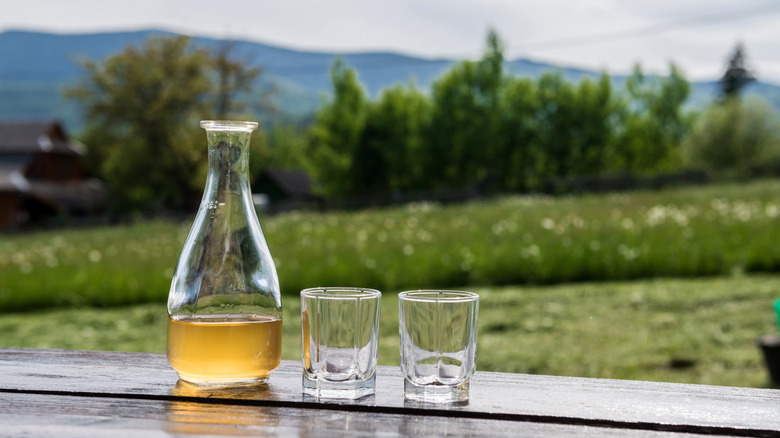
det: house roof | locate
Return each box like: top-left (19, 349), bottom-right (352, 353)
top-left (0, 120), bottom-right (105, 212)
top-left (260, 168), bottom-right (312, 197)
top-left (0, 120), bottom-right (80, 155)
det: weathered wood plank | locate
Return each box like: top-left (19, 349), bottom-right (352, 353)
top-left (0, 348), bottom-right (779, 436)
top-left (0, 392), bottom-right (722, 438)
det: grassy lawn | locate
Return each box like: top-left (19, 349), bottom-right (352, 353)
top-left (3, 179), bottom-right (780, 312)
top-left (2, 275), bottom-right (778, 388)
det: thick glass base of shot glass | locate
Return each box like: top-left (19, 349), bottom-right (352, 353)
top-left (175, 372), bottom-right (270, 388)
top-left (404, 379), bottom-right (470, 403)
top-left (302, 373), bottom-right (376, 399)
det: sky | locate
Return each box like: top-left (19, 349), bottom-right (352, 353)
top-left (3, 0), bottom-right (780, 83)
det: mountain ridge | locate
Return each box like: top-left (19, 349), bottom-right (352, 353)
top-left (1, 29), bottom-right (778, 131)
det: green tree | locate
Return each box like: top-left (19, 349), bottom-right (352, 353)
top-left (495, 77), bottom-right (539, 191)
top-left (719, 42), bottom-right (755, 101)
top-left (353, 84), bottom-right (430, 193)
top-left (307, 59), bottom-right (369, 195)
top-left (262, 122), bottom-right (311, 170)
top-left (685, 96), bottom-right (780, 176)
top-left (68, 36), bottom-right (264, 211)
top-left (533, 71), bottom-right (620, 180)
top-left (570, 74), bottom-right (619, 175)
top-left (211, 43), bottom-right (262, 118)
top-left (616, 64), bottom-right (691, 173)
top-left (424, 29), bottom-right (504, 189)
top-left (533, 71), bottom-right (576, 179)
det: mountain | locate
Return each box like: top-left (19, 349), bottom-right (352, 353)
top-left (1, 29), bottom-right (779, 132)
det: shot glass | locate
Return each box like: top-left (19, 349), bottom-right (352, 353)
top-left (301, 287), bottom-right (382, 399)
top-left (399, 290), bottom-right (479, 403)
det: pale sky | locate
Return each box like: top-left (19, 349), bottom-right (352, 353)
top-left (3, 0), bottom-right (780, 83)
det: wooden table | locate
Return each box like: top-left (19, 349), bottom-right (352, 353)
top-left (0, 348), bottom-right (778, 437)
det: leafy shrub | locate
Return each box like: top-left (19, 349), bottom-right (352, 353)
top-left (685, 96), bottom-right (780, 177)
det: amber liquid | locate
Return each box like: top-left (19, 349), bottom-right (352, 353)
top-left (167, 314), bottom-right (282, 385)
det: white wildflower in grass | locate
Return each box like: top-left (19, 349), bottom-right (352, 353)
top-left (621, 218), bottom-right (635, 230)
top-left (88, 250), bottom-right (102, 263)
top-left (646, 205), bottom-right (666, 227)
top-left (646, 204), bottom-right (692, 227)
top-left (492, 219), bottom-right (519, 236)
top-left (416, 230), bottom-right (433, 242)
top-left (405, 201), bottom-right (438, 213)
top-left (541, 218), bottom-right (555, 230)
top-left (711, 198), bottom-right (730, 216)
top-left (618, 244), bottom-right (639, 261)
top-left (731, 200), bottom-right (757, 222)
top-left (459, 247), bottom-right (476, 270)
top-left (450, 215), bottom-right (470, 228)
top-left (11, 252), bottom-right (26, 266)
top-left (403, 244), bottom-right (415, 256)
top-left (766, 204), bottom-right (780, 218)
top-left (406, 217), bottom-right (418, 228)
top-left (377, 231), bottom-right (388, 242)
top-left (521, 244), bottom-right (540, 259)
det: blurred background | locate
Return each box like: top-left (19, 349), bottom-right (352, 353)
top-left (2, 0), bottom-right (780, 388)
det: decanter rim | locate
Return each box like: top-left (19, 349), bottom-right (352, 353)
top-left (200, 120), bottom-right (258, 131)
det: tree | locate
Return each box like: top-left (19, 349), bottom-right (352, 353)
top-left (719, 42), bottom-right (755, 100)
top-left (685, 96), bottom-right (780, 176)
top-left (307, 59), bottom-right (369, 195)
top-left (68, 36), bottom-right (263, 211)
top-left (211, 43), bottom-right (262, 118)
top-left (354, 84), bottom-right (430, 193)
top-left (497, 77), bottom-right (539, 191)
top-left (615, 64), bottom-right (691, 173)
top-left (424, 29), bottom-right (504, 189)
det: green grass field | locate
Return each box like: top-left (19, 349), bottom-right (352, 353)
top-left (4, 179), bottom-right (780, 312)
top-left (2, 179), bottom-right (780, 388)
top-left (1, 275), bottom-right (777, 388)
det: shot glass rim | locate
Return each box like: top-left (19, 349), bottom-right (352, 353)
top-left (398, 289), bottom-right (479, 303)
top-left (300, 287), bottom-right (382, 299)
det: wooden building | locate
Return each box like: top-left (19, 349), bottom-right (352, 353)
top-left (0, 121), bottom-right (105, 228)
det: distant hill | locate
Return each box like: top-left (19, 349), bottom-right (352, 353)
top-left (1, 29), bottom-right (779, 132)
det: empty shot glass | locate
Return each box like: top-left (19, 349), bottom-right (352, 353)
top-left (301, 287), bottom-right (382, 399)
top-left (399, 290), bottom-right (479, 403)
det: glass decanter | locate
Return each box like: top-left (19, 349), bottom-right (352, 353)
top-left (167, 120), bottom-right (282, 386)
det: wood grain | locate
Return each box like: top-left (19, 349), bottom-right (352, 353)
top-left (1, 348), bottom-right (779, 436)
